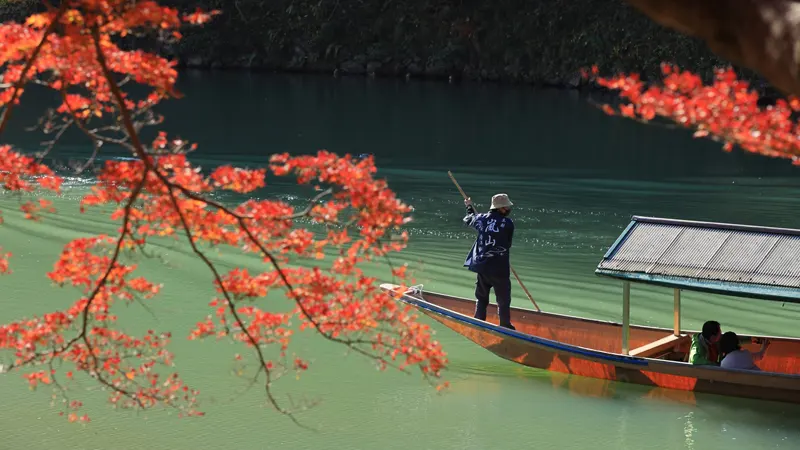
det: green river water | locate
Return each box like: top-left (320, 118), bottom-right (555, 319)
top-left (1, 73), bottom-right (800, 449)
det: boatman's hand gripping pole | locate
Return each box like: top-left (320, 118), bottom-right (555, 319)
top-left (447, 170), bottom-right (541, 312)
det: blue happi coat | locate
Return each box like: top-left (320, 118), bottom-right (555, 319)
top-left (463, 205), bottom-right (514, 276)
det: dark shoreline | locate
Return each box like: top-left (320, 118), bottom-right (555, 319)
top-left (174, 60), bottom-right (593, 91)
top-left (172, 62), bottom-right (784, 108)
top-left (0, 0), bottom-right (784, 101)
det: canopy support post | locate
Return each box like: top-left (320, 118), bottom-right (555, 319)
top-left (673, 288), bottom-right (681, 336)
top-left (622, 281), bottom-right (630, 355)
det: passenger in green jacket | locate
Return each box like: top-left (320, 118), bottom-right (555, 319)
top-left (688, 320), bottom-right (722, 365)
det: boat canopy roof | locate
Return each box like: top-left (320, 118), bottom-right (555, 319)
top-left (595, 216), bottom-right (800, 303)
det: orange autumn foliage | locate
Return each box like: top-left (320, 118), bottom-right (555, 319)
top-left (0, 1), bottom-right (447, 422)
top-left (583, 63), bottom-right (800, 164)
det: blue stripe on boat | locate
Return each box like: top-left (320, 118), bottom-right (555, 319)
top-left (395, 291), bottom-right (649, 366)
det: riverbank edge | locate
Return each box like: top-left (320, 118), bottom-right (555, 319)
top-left (172, 54), bottom-right (597, 91)
top-left (172, 60), bottom-right (785, 105)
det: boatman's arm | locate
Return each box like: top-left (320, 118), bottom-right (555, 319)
top-left (463, 198), bottom-right (479, 228)
top-left (464, 198), bottom-right (476, 215)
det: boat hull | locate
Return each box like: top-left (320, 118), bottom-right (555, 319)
top-left (382, 284), bottom-right (800, 404)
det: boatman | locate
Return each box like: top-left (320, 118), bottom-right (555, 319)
top-left (463, 193), bottom-right (516, 330)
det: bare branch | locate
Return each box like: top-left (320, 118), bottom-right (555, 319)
top-left (586, 99), bottom-right (682, 130)
top-left (35, 118), bottom-right (75, 165)
top-left (624, 0), bottom-right (800, 97)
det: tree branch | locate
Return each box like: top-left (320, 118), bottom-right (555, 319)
top-left (624, 0), bottom-right (800, 96)
top-left (88, 23), bottom-right (319, 424)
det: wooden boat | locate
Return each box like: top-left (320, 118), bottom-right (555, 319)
top-left (381, 216), bottom-right (800, 404)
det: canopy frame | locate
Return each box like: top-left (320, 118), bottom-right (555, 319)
top-left (596, 215), bottom-right (800, 355)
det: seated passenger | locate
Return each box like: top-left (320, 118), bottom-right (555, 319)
top-left (719, 331), bottom-right (770, 371)
top-left (688, 320), bottom-right (722, 365)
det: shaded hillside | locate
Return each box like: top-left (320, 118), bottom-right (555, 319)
top-left (1, 0), bottom-right (767, 88)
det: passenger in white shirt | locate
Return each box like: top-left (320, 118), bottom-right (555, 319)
top-left (719, 331), bottom-right (770, 371)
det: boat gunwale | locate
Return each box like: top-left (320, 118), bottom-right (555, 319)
top-left (381, 283), bottom-right (649, 367)
top-left (400, 284), bottom-right (800, 343)
top-left (381, 283), bottom-right (800, 383)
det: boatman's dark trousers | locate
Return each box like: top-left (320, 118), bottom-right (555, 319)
top-left (474, 272), bottom-right (513, 328)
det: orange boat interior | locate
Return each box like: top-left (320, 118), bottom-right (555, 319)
top-left (419, 290), bottom-right (800, 376)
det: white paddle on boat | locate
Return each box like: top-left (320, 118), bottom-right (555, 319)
top-left (447, 170), bottom-right (541, 312)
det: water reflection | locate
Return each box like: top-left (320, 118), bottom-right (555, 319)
top-left (684, 411), bottom-right (697, 450)
top-left (452, 360), bottom-right (800, 440)
top-left (619, 403), bottom-right (632, 450)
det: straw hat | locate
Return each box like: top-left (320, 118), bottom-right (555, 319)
top-left (491, 193), bottom-right (513, 209)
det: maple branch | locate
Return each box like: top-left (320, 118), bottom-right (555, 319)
top-left (220, 205), bottom-right (418, 376)
top-left (1, 2), bottom-right (431, 424)
top-left (155, 179), bottom-right (417, 375)
top-left (152, 171), bottom-right (417, 383)
top-left (83, 16), bottom-right (438, 420)
top-left (77, 176), bottom-right (148, 407)
top-left (57, 86), bottom-right (129, 173)
top-left (88, 24), bottom-right (319, 423)
top-left (590, 65), bottom-right (800, 162)
top-left (76, 140), bottom-right (103, 174)
top-left (3, 175), bottom-right (150, 414)
top-left (0, 2), bottom-right (68, 136)
top-left (283, 188), bottom-right (334, 219)
top-left (46, 357), bottom-right (77, 417)
top-left (238, 220), bottom-right (414, 373)
top-left (88, 28), bottom-right (164, 159)
top-left (586, 98), bottom-right (681, 130)
top-left (165, 183), bottom-right (307, 422)
top-left (68, 110), bottom-right (129, 148)
top-left (35, 117), bottom-right (75, 164)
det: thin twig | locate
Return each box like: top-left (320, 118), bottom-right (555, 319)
top-left (36, 118), bottom-right (74, 165)
top-left (587, 99), bottom-right (681, 130)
